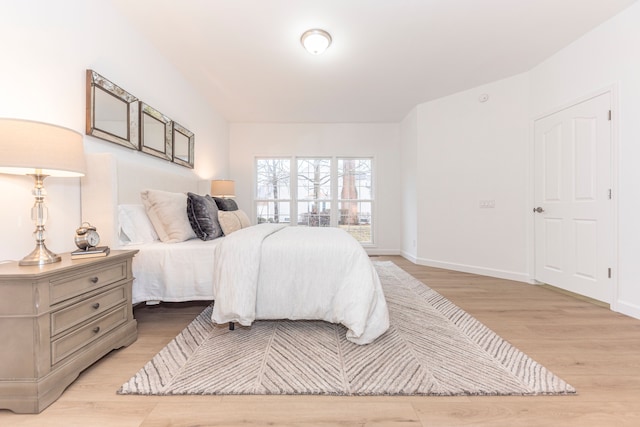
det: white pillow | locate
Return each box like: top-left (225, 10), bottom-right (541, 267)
top-left (218, 209), bottom-right (251, 235)
top-left (140, 189), bottom-right (196, 243)
top-left (118, 204), bottom-right (158, 245)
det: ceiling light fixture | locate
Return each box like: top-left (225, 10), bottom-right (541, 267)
top-left (300, 29), bottom-right (332, 55)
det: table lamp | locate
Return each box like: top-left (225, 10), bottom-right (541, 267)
top-left (0, 118), bottom-right (86, 266)
top-left (210, 180), bottom-right (235, 198)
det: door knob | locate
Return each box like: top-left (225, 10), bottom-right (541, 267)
top-left (533, 207), bottom-right (545, 213)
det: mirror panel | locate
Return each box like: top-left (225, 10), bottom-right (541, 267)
top-left (94, 87), bottom-right (128, 139)
top-left (86, 69), bottom-right (139, 149)
top-left (140, 102), bottom-right (172, 161)
top-left (85, 69), bottom-right (195, 168)
top-left (172, 122), bottom-right (195, 169)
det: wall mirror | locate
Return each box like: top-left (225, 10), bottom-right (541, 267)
top-left (172, 122), bottom-right (195, 168)
top-left (86, 69), bottom-right (139, 149)
top-left (139, 102), bottom-right (173, 161)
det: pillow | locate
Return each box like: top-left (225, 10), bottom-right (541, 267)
top-left (213, 197), bottom-right (239, 211)
top-left (186, 192), bottom-right (224, 241)
top-left (218, 209), bottom-right (251, 235)
top-left (118, 204), bottom-right (158, 245)
top-left (140, 189), bottom-right (196, 243)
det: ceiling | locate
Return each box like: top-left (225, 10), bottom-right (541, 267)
top-left (113, 0), bottom-right (636, 123)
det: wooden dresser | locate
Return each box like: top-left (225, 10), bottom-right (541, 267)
top-left (0, 250), bottom-right (138, 414)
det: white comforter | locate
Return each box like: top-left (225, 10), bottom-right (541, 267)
top-left (212, 224), bottom-right (389, 345)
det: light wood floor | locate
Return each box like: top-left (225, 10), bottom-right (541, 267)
top-left (2, 256), bottom-right (640, 426)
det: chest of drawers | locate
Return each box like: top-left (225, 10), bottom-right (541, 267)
top-left (0, 250), bottom-right (138, 413)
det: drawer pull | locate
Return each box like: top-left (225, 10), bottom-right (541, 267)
top-left (89, 276), bottom-right (99, 284)
top-left (92, 302), bottom-right (100, 309)
top-left (92, 326), bottom-right (101, 334)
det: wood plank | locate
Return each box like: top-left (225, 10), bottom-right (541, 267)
top-left (141, 401), bottom-right (421, 426)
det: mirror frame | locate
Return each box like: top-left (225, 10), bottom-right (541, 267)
top-left (86, 69), bottom-right (139, 149)
top-left (139, 102), bottom-right (173, 161)
top-left (172, 122), bottom-right (195, 169)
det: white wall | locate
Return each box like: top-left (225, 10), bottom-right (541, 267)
top-left (402, 2), bottom-right (640, 318)
top-left (411, 73), bottom-right (531, 282)
top-left (529, 1), bottom-right (640, 317)
top-left (229, 123), bottom-right (402, 254)
top-left (0, 0), bottom-right (228, 262)
top-left (400, 108), bottom-right (418, 261)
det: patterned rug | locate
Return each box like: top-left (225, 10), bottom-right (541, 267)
top-left (118, 261), bottom-right (575, 396)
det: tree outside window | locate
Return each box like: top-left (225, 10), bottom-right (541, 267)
top-left (254, 156), bottom-right (373, 244)
top-left (338, 158), bottom-right (372, 243)
top-left (255, 158), bottom-right (290, 223)
top-left (297, 158), bottom-right (331, 227)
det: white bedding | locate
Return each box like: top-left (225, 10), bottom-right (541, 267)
top-left (212, 224), bottom-right (390, 345)
top-left (83, 154), bottom-right (388, 344)
top-left (126, 238), bottom-right (223, 304)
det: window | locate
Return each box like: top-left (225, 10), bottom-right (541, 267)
top-left (255, 158), bottom-right (291, 223)
top-left (337, 158), bottom-right (373, 243)
top-left (297, 158), bottom-right (331, 227)
top-left (255, 157), bottom-right (374, 244)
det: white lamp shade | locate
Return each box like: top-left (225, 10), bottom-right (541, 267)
top-left (301, 29), bottom-right (332, 55)
top-left (210, 180), bottom-right (235, 198)
top-left (0, 118), bottom-right (86, 177)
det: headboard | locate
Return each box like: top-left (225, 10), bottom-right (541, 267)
top-left (81, 153), bottom-right (204, 247)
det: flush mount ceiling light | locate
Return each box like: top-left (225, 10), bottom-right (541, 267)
top-left (300, 29), bottom-right (332, 55)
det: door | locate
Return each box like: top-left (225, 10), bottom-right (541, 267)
top-left (534, 93), bottom-right (612, 303)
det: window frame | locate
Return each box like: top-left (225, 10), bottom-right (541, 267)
top-left (253, 155), bottom-right (375, 246)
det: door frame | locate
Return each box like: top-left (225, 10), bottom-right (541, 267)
top-left (527, 84), bottom-right (619, 310)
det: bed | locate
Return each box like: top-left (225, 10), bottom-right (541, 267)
top-left (81, 153), bottom-right (389, 344)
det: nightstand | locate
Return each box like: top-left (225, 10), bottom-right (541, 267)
top-left (0, 250), bottom-right (138, 414)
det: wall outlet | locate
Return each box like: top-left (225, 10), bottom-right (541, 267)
top-left (479, 200), bottom-right (495, 208)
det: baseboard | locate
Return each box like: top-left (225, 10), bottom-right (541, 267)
top-left (400, 250), bottom-right (418, 264)
top-left (366, 248), bottom-right (401, 256)
top-left (414, 257), bottom-right (532, 284)
top-left (613, 300), bottom-right (640, 320)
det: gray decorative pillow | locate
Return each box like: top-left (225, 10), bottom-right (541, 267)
top-left (187, 193), bottom-right (224, 240)
top-left (213, 197), bottom-right (238, 211)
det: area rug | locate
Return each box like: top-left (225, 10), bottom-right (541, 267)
top-left (118, 261), bottom-right (575, 396)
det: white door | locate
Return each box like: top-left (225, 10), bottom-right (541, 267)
top-left (534, 93), bottom-right (612, 303)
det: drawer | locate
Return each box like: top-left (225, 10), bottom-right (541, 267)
top-left (50, 261), bottom-right (127, 304)
top-left (51, 305), bottom-right (127, 366)
top-left (50, 286), bottom-right (127, 337)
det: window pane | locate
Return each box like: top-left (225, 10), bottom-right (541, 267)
top-left (256, 158), bottom-right (290, 199)
top-left (256, 201), bottom-right (290, 224)
top-left (297, 158), bottom-right (331, 200)
top-left (339, 201), bottom-right (372, 243)
top-left (297, 201), bottom-right (330, 227)
top-left (338, 158), bottom-right (372, 200)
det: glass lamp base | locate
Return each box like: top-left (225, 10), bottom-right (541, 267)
top-left (19, 242), bottom-right (61, 266)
